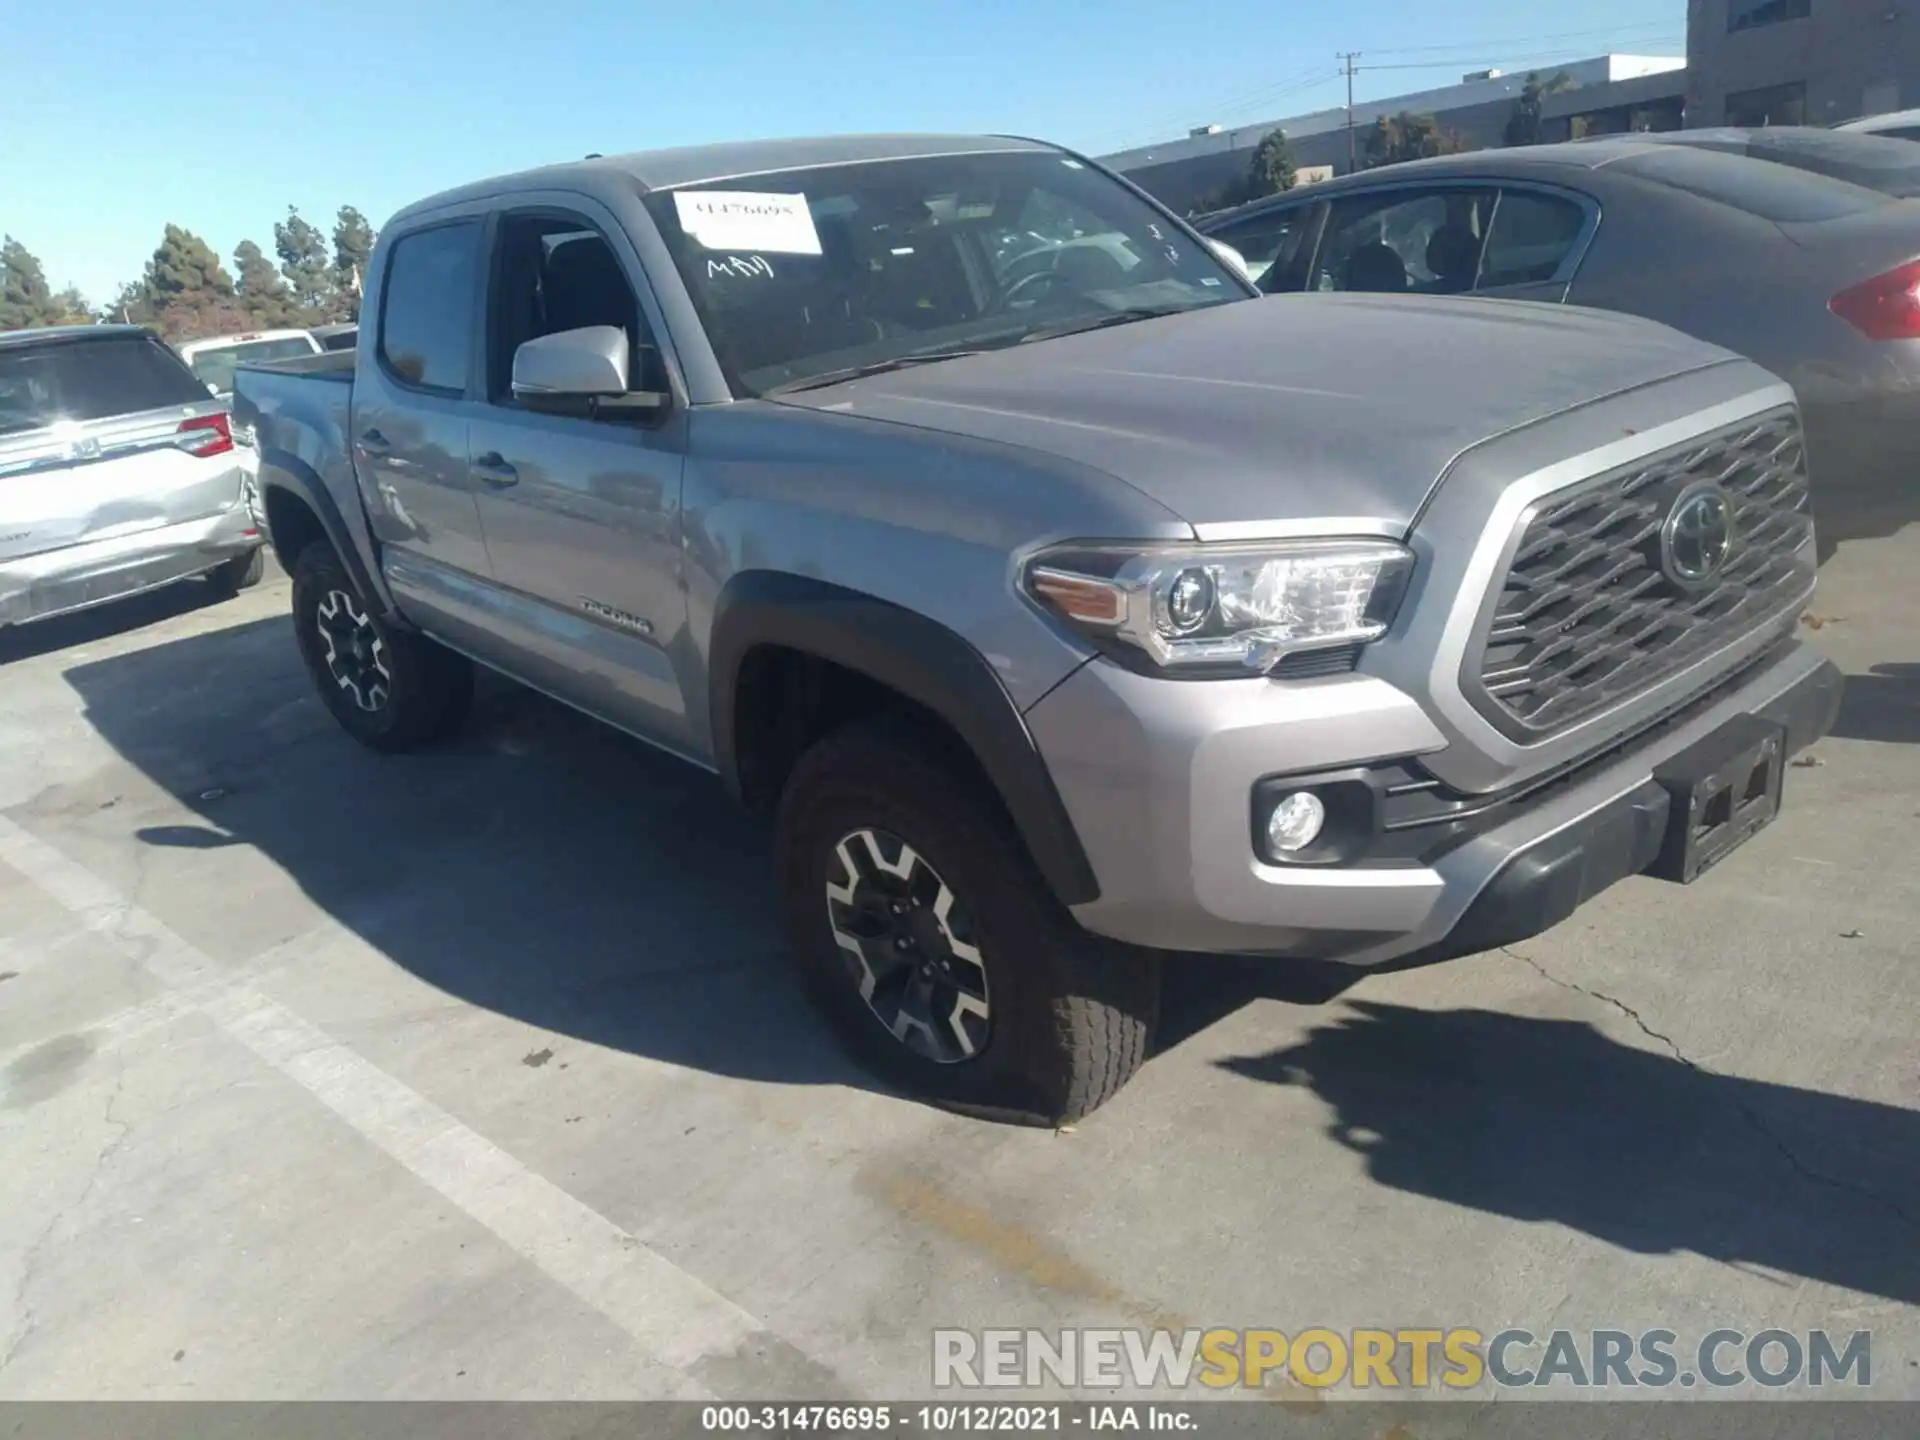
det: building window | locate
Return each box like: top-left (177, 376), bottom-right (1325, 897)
top-left (1728, 0), bottom-right (1810, 31)
top-left (1726, 81), bottom-right (1808, 126)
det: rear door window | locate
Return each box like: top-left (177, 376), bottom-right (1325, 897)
top-left (1314, 188), bottom-right (1496, 294)
top-left (0, 336), bottom-right (210, 435)
top-left (1478, 190), bottom-right (1590, 287)
top-left (379, 222), bottom-right (482, 392)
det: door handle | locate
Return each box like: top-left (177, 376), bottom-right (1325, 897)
top-left (471, 452), bottom-right (519, 487)
top-left (358, 428), bottom-right (391, 455)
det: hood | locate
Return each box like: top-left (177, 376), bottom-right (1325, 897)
top-left (775, 293), bottom-right (1741, 533)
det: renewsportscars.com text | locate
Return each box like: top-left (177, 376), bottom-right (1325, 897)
top-left (932, 1327), bottom-right (1872, 1391)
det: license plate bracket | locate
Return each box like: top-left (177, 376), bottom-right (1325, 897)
top-left (1648, 714), bottom-right (1788, 884)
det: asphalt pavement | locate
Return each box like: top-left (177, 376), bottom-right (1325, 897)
top-left (0, 533), bottom-right (1914, 1404)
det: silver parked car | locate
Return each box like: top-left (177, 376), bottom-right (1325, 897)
top-left (0, 325), bottom-right (266, 629)
top-left (1200, 130), bottom-right (1920, 556)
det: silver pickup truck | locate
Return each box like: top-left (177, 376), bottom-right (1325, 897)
top-left (233, 133), bottom-right (1840, 1125)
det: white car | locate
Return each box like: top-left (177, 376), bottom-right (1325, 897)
top-left (176, 328), bottom-right (323, 397)
top-left (1836, 108), bottom-right (1920, 142)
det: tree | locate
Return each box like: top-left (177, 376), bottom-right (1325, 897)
top-left (103, 278), bottom-right (156, 327)
top-left (1363, 112), bottom-right (1468, 169)
top-left (140, 224), bottom-right (245, 341)
top-left (48, 286), bottom-right (91, 324)
top-left (1, 236), bottom-right (59, 329)
top-left (274, 206), bottom-right (334, 321)
top-left (1504, 71), bottom-right (1574, 148)
top-left (235, 239), bottom-right (300, 326)
top-left (330, 205), bottom-right (375, 321)
top-left (1247, 128), bottom-right (1299, 201)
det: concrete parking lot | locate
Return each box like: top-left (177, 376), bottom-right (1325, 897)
top-left (0, 532), bottom-right (1915, 1403)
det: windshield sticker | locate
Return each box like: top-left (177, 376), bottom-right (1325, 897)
top-left (707, 255), bottom-right (776, 280)
top-left (674, 191), bottom-right (822, 255)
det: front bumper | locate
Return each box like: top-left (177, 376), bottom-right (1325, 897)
top-left (0, 502), bottom-right (262, 628)
top-left (1026, 638), bottom-right (1840, 966)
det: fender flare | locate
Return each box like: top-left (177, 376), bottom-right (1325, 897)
top-left (257, 448), bottom-right (395, 617)
top-left (709, 571), bottom-right (1100, 907)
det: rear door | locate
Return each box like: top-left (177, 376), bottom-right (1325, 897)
top-left (0, 332), bottom-right (243, 562)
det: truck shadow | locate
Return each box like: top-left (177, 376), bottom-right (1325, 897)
top-left (61, 615), bottom-right (877, 1095)
top-left (1831, 663), bottom-right (1920, 746)
top-left (58, 614), bottom-right (1311, 1106)
top-left (1220, 1001), bottom-right (1920, 1306)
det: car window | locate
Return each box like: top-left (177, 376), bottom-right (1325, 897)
top-left (186, 336), bottom-right (319, 396)
top-left (380, 222), bottom-right (481, 392)
top-left (1313, 189), bottom-right (1495, 295)
top-left (1617, 146), bottom-right (1884, 222)
top-left (0, 335), bottom-right (210, 436)
top-left (1206, 208), bottom-right (1308, 290)
top-left (1880, 125), bottom-right (1920, 143)
top-left (1478, 191), bottom-right (1588, 288)
top-left (487, 216), bottom-right (667, 402)
top-left (642, 149), bottom-right (1241, 397)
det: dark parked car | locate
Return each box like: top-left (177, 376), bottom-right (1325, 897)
top-left (1200, 132), bottom-right (1920, 555)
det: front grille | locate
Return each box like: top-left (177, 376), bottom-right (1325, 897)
top-left (1469, 407), bottom-right (1813, 738)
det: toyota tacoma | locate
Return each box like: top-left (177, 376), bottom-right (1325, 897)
top-left (232, 134), bottom-right (1840, 1124)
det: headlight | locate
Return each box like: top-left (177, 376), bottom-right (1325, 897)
top-left (1026, 538), bottom-right (1413, 675)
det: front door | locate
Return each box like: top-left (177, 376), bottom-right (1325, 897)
top-left (466, 206), bottom-right (692, 751)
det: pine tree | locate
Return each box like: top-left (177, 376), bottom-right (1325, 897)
top-left (1247, 129), bottom-right (1298, 200)
top-left (275, 206), bottom-right (334, 321)
top-left (1, 235), bottom-right (59, 329)
top-left (330, 206), bottom-right (376, 321)
top-left (141, 225), bottom-right (245, 341)
top-left (235, 239), bottom-right (299, 326)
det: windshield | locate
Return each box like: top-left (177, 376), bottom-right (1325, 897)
top-left (641, 149), bottom-right (1246, 396)
top-left (186, 336), bottom-right (318, 395)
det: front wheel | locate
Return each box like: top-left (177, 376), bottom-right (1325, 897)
top-left (290, 540), bottom-right (472, 751)
top-left (776, 718), bottom-right (1159, 1125)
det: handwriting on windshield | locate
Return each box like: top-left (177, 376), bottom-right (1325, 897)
top-left (707, 255), bottom-right (775, 280)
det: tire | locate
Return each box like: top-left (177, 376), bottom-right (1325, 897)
top-left (289, 539), bottom-right (472, 752)
top-left (776, 717), bottom-right (1159, 1126)
top-left (209, 546), bottom-right (266, 596)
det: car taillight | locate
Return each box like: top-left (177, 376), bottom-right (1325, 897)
top-left (1829, 259), bottom-right (1920, 340)
top-left (177, 413), bottom-right (234, 457)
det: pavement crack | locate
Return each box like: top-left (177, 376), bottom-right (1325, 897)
top-left (1502, 945), bottom-right (1920, 1234)
top-left (0, 1055), bottom-right (133, 1379)
top-left (1499, 946), bottom-right (1686, 1058)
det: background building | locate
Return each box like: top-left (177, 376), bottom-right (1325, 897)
top-left (1687, 0), bottom-right (1919, 125)
top-left (1101, 54), bottom-right (1686, 213)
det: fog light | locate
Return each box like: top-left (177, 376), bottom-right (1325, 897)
top-left (1265, 790), bottom-right (1327, 854)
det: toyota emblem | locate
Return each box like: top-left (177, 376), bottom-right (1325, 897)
top-left (1661, 484), bottom-right (1737, 587)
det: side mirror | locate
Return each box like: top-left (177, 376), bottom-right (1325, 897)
top-left (1206, 237), bottom-right (1253, 284)
top-left (511, 325), bottom-right (668, 415)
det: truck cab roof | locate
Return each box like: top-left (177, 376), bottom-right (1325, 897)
top-left (389, 133), bottom-right (1059, 223)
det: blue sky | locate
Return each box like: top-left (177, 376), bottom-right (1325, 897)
top-left (2, 0), bottom-right (1680, 306)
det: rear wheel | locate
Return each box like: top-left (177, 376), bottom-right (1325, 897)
top-left (777, 718), bottom-right (1159, 1125)
top-left (290, 540), bottom-right (471, 751)
top-left (208, 547), bottom-right (265, 596)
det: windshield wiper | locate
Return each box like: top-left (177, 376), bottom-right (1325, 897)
top-left (1016, 304), bottom-right (1196, 345)
top-left (765, 346), bottom-right (990, 395)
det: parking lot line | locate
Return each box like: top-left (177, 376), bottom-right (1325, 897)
top-left (0, 813), bottom-right (810, 1401)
